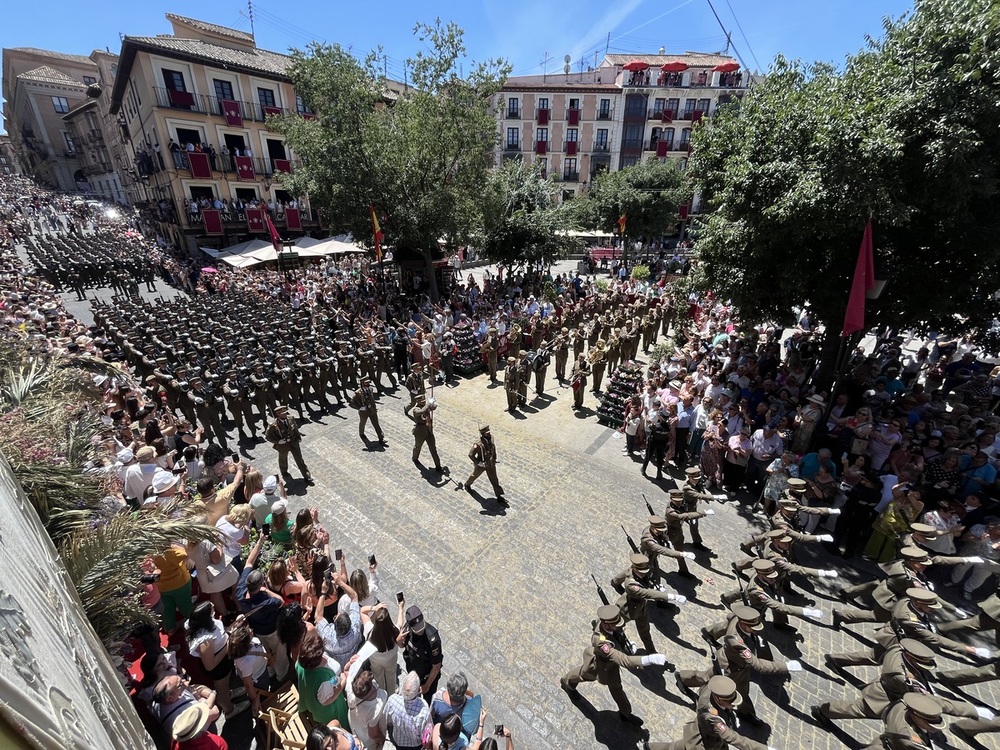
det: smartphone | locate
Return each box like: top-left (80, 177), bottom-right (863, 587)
top-left (262, 522), bottom-right (271, 536)
top-left (335, 548), bottom-right (342, 561)
top-left (396, 591), bottom-right (404, 603)
top-left (231, 453), bottom-right (240, 464)
top-left (495, 725), bottom-right (504, 737)
top-left (368, 553), bottom-right (377, 566)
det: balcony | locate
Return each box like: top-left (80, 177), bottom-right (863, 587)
top-left (506, 108), bottom-right (520, 119)
top-left (154, 87), bottom-right (209, 114)
top-left (88, 128), bottom-right (104, 144)
top-left (648, 108), bottom-right (665, 120)
top-left (155, 89), bottom-right (296, 124)
top-left (592, 142), bottom-right (610, 152)
top-left (536, 108), bottom-right (550, 125)
top-left (504, 142), bottom-right (521, 152)
top-left (171, 152), bottom-right (300, 179)
top-left (535, 141), bottom-right (548, 155)
top-left (562, 171), bottom-right (579, 182)
top-left (567, 107), bottom-right (580, 125)
top-left (676, 142), bottom-right (691, 152)
top-left (564, 141), bottom-right (578, 156)
top-left (597, 109), bottom-right (612, 120)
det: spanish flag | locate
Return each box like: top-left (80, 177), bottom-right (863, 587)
top-left (370, 204), bottom-right (383, 262)
top-left (617, 214), bottom-right (627, 234)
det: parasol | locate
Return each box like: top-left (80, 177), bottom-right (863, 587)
top-left (201, 267), bottom-right (218, 273)
top-left (661, 61), bottom-right (689, 72)
top-left (713, 62), bottom-right (740, 73)
top-left (622, 60), bottom-right (650, 72)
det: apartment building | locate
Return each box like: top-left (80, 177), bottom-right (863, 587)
top-left (108, 13), bottom-right (324, 251)
top-left (497, 51), bottom-right (747, 203)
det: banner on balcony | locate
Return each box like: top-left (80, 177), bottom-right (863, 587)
top-left (285, 208), bottom-right (302, 231)
top-left (235, 155), bottom-right (255, 181)
top-left (273, 158), bottom-right (291, 174)
top-left (246, 208), bottom-right (265, 233)
top-left (167, 88), bottom-right (194, 108)
top-left (188, 152), bottom-right (212, 179)
top-left (203, 209), bottom-right (223, 235)
top-left (221, 99), bottom-right (243, 127)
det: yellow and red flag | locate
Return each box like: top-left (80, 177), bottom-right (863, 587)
top-left (617, 214), bottom-right (627, 234)
top-left (370, 205), bottom-right (383, 262)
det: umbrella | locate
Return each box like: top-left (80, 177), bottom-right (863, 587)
top-left (201, 267), bottom-right (218, 273)
top-left (661, 61), bottom-right (689, 72)
top-left (713, 62), bottom-right (740, 73)
top-left (622, 60), bottom-right (650, 72)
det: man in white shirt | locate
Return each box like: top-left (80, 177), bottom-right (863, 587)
top-left (122, 445), bottom-right (158, 503)
top-left (347, 668), bottom-right (388, 750)
top-left (746, 423), bottom-right (784, 497)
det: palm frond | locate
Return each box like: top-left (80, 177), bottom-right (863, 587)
top-left (0, 358), bottom-right (50, 411)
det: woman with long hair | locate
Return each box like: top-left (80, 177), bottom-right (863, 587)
top-left (293, 508), bottom-right (329, 578)
top-left (267, 556), bottom-right (307, 603)
top-left (366, 600), bottom-right (404, 695)
top-left (303, 553), bottom-right (339, 623)
top-left (184, 602), bottom-right (247, 719)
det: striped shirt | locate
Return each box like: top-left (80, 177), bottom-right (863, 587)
top-left (385, 694), bottom-right (431, 748)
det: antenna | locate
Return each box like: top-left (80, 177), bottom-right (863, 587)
top-left (247, 0), bottom-right (255, 38)
top-left (541, 51), bottom-right (551, 82)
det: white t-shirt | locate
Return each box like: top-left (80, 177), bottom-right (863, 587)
top-left (234, 638), bottom-right (269, 683)
top-left (347, 683), bottom-right (388, 750)
top-left (215, 517), bottom-right (245, 559)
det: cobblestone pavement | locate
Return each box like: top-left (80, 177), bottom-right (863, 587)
top-left (207, 362), bottom-right (999, 750)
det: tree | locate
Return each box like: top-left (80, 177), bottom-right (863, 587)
top-left (478, 159), bottom-right (582, 267)
top-left (585, 159), bottom-right (689, 260)
top-left (273, 20), bottom-right (510, 301)
top-left (691, 0), bottom-right (1000, 383)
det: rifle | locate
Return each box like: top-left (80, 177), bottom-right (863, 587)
top-left (642, 493), bottom-right (655, 516)
top-left (733, 563), bottom-right (775, 659)
top-left (731, 563), bottom-right (751, 607)
top-left (591, 573), bottom-right (610, 606)
top-left (622, 525), bottom-right (640, 554)
top-left (703, 631), bottom-right (723, 676)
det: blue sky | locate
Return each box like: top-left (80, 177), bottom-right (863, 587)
top-left (3, 0), bottom-right (912, 83)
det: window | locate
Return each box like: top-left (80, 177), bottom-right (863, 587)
top-left (537, 97), bottom-right (549, 111)
top-left (258, 88), bottom-right (276, 108)
top-left (214, 79), bottom-right (235, 101)
top-left (564, 157), bottom-right (578, 178)
top-left (63, 132), bottom-right (75, 153)
top-left (52, 96), bottom-right (70, 114)
top-left (507, 97), bottom-right (520, 117)
top-left (653, 97), bottom-right (665, 114)
top-left (680, 127), bottom-right (692, 145)
top-left (566, 128), bottom-right (578, 143)
top-left (622, 122), bottom-right (644, 150)
top-left (595, 128), bottom-right (608, 150)
top-left (697, 98), bottom-right (710, 114)
top-left (598, 98), bottom-right (611, 119)
top-left (624, 94), bottom-right (646, 117)
top-left (621, 155), bottom-right (638, 168)
top-left (667, 98), bottom-right (680, 116)
top-left (664, 127), bottom-right (675, 147)
top-left (296, 95), bottom-right (314, 114)
top-left (536, 156), bottom-right (547, 177)
top-left (83, 76), bottom-right (97, 85)
top-left (162, 69), bottom-right (186, 91)
top-left (506, 127), bottom-right (519, 149)
top-left (536, 127), bottom-right (548, 143)
top-left (568, 98), bottom-right (579, 110)
top-left (683, 98), bottom-right (696, 116)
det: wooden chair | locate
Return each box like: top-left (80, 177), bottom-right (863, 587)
top-left (266, 706), bottom-right (314, 749)
top-left (256, 682), bottom-right (301, 748)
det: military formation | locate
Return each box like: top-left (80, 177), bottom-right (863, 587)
top-left (562, 469), bottom-right (1000, 750)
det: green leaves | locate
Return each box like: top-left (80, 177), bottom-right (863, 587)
top-left (586, 159), bottom-right (689, 243)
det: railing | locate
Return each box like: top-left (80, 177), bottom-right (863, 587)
top-left (504, 142), bottom-right (520, 152)
top-left (562, 171), bottom-right (579, 182)
top-left (621, 72), bottom-right (744, 89)
top-left (506, 108), bottom-right (520, 119)
top-left (676, 142), bottom-right (691, 152)
top-left (169, 151), bottom-right (300, 178)
top-left (179, 207), bottom-right (320, 230)
top-left (597, 109), bottom-right (612, 120)
top-left (155, 88), bottom-right (293, 123)
top-left (645, 140), bottom-right (674, 151)
top-left (592, 142), bottom-right (610, 152)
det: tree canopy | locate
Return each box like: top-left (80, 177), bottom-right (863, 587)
top-left (478, 159), bottom-right (582, 267)
top-left (691, 0), bottom-right (1000, 351)
top-left (273, 20), bottom-right (510, 300)
top-left (585, 158), bottom-right (689, 255)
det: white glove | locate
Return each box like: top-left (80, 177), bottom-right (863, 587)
top-left (704, 509), bottom-right (716, 516)
top-left (683, 552), bottom-right (696, 560)
top-left (965, 556), bottom-right (985, 564)
top-left (641, 654), bottom-right (667, 666)
top-left (974, 647), bottom-right (991, 659)
top-left (953, 608), bottom-right (968, 618)
top-left (827, 508), bottom-right (841, 516)
top-left (976, 707), bottom-right (995, 720)
top-left (803, 608), bottom-right (824, 620)
top-left (713, 493), bottom-right (728, 501)
top-left (820, 570), bottom-right (839, 578)
top-left (818, 534), bottom-right (834, 542)
top-left (669, 594), bottom-right (687, 605)
top-left (785, 660), bottom-right (803, 672)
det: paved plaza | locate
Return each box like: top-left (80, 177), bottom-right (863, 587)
top-left (61, 276), bottom-right (999, 750)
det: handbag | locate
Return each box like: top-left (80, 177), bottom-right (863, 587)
top-left (850, 436), bottom-right (869, 455)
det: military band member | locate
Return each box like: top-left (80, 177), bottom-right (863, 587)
top-left (503, 356), bottom-right (520, 413)
top-left (553, 327), bottom-right (570, 383)
top-left (516, 350), bottom-right (530, 406)
top-left (482, 327), bottom-right (499, 382)
top-left (570, 354), bottom-right (590, 410)
top-left (533, 342), bottom-right (551, 395)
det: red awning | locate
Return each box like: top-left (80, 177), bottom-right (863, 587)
top-left (623, 60), bottom-right (650, 72)
top-left (661, 61), bottom-right (689, 72)
top-left (713, 62), bottom-right (740, 73)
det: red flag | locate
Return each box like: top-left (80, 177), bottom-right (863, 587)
top-left (370, 205), bottom-right (383, 262)
top-left (221, 99), bottom-right (243, 127)
top-left (202, 209), bottom-right (223, 235)
top-left (246, 208), bottom-right (265, 233)
top-left (841, 221), bottom-right (875, 336)
top-left (617, 214), bottom-right (627, 234)
top-left (265, 212), bottom-right (282, 253)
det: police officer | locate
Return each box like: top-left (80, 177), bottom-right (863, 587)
top-left (398, 605), bottom-right (443, 704)
top-left (561, 604), bottom-right (670, 726)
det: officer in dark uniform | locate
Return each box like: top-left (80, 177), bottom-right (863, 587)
top-left (400, 605), bottom-right (443, 704)
top-left (561, 604), bottom-right (670, 725)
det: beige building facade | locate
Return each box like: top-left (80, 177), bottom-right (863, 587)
top-left (498, 52), bottom-right (747, 205)
top-left (109, 13), bottom-right (319, 251)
